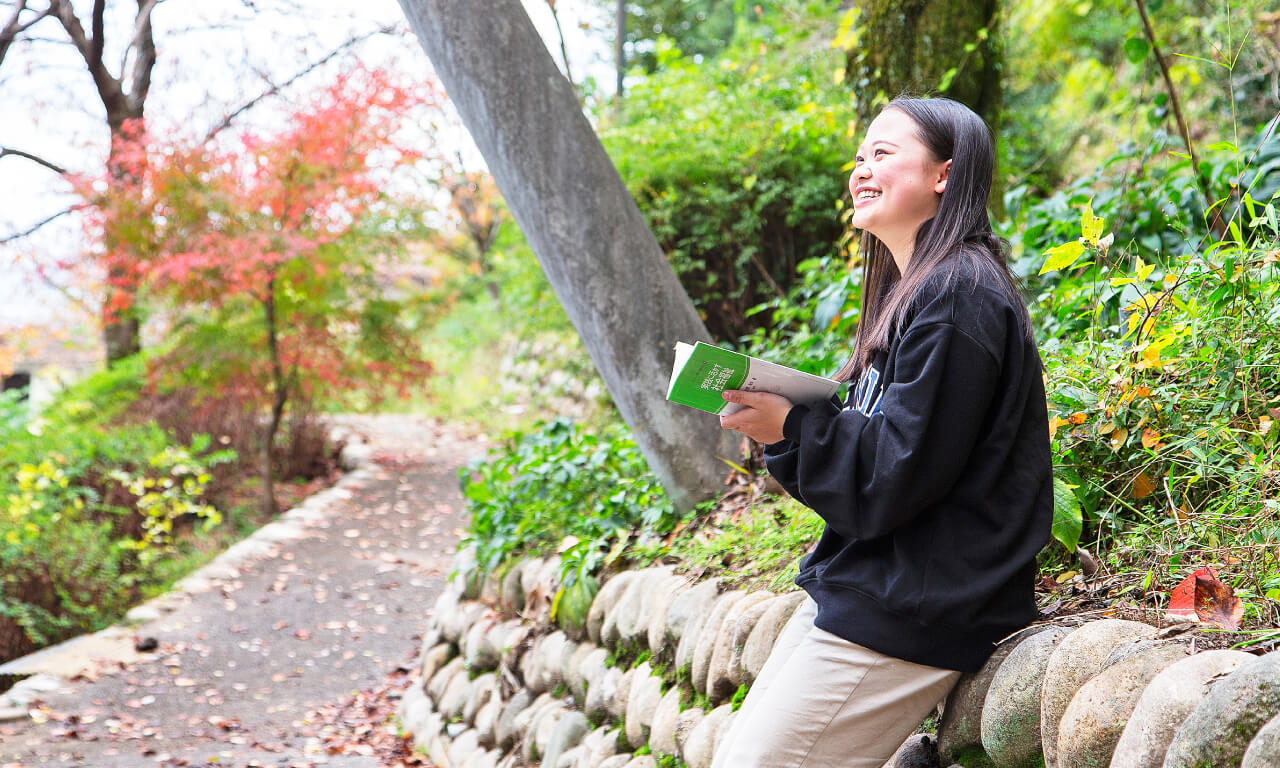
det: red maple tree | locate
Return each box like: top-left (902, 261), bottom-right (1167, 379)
top-left (74, 65), bottom-right (441, 513)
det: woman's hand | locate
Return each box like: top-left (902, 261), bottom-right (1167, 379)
top-left (719, 390), bottom-right (793, 444)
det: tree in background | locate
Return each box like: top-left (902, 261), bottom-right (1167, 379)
top-left (0, 0), bottom-right (395, 364)
top-left (77, 66), bottom-right (437, 514)
top-left (605, 0), bottom-right (739, 74)
top-left (836, 0), bottom-right (1003, 142)
top-left (440, 165), bottom-right (505, 304)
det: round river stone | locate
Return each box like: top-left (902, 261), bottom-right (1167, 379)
top-left (1242, 711), bottom-right (1280, 768)
top-left (1163, 650), bottom-right (1280, 768)
top-left (980, 625), bottom-right (1070, 768)
top-left (938, 628), bottom-right (1043, 762)
top-left (1109, 648), bottom-right (1252, 768)
top-left (1054, 641), bottom-right (1187, 768)
top-left (691, 591), bottom-right (747, 695)
top-left (1040, 619), bottom-right (1156, 768)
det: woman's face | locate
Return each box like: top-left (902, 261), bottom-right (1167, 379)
top-left (848, 108), bottom-right (951, 257)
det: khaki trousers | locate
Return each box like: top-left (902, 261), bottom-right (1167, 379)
top-left (711, 597), bottom-right (961, 768)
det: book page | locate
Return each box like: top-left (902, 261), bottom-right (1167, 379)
top-left (741, 357), bottom-right (840, 405)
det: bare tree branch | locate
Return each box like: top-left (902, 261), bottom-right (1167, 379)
top-left (0, 0), bottom-right (56, 69)
top-left (88, 0), bottom-right (104, 71)
top-left (32, 267), bottom-right (97, 318)
top-left (202, 24), bottom-right (397, 142)
top-left (0, 145), bottom-right (68, 174)
top-left (0, 203), bottom-right (82, 243)
top-left (121, 0), bottom-right (159, 73)
top-left (51, 0), bottom-right (91, 65)
top-left (52, 0), bottom-right (125, 119)
top-left (124, 0), bottom-right (156, 109)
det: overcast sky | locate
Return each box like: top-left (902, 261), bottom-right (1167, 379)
top-left (0, 0), bottom-right (614, 332)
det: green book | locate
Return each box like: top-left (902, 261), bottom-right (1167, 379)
top-left (666, 341), bottom-right (841, 415)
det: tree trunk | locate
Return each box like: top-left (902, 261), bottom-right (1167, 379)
top-left (103, 311), bottom-right (140, 361)
top-left (847, 0), bottom-right (1004, 211)
top-left (103, 118), bottom-right (146, 364)
top-left (262, 278), bottom-right (285, 517)
top-left (396, 0), bottom-right (740, 510)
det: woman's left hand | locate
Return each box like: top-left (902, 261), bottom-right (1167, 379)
top-left (719, 390), bottom-right (793, 444)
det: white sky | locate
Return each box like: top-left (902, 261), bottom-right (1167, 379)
top-left (0, 0), bottom-right (614, 333)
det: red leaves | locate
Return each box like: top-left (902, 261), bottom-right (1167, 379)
top-left (66, 63), bottom-right (438, 408)
top-left (1165, 566), bottom-right (1244, 630)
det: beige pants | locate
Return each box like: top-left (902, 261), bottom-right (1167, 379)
top-left (711, 597), bottom-right (961, 768)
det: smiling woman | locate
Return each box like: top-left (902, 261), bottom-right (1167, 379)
top-left (714, 97), bottom-right (1053, 767)
top-left (849, 110), bottom-right (951, 273)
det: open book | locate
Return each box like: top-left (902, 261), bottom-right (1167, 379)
top-left (666, 341), bottom-right (841, 415)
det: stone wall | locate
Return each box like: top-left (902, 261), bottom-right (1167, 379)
top-left (398, 550), bottom-right (1280, 768)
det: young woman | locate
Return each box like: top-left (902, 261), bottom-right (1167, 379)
top-left (712, 96), bottom-right (1052, 767)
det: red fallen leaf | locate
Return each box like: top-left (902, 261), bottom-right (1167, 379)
top-left (1165, 566), bottom-right (1244, 630)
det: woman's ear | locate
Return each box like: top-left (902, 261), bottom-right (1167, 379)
top-left (934, 159), bottom-right (952, 194)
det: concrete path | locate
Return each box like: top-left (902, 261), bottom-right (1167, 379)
top-left (0, 415), bottom-right (483, 767)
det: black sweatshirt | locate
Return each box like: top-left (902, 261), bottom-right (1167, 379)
top-left (764, 258), bottom-right (1052, 673)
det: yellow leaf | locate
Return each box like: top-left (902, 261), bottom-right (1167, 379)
top-left (1056, 570), bottom-right (1079, 583)
top-left (1171, 504), bottom-right (1190, 522)
top-left (1040, 240), bottom-right (1087, 275)
top-left (1260, 415), bottom-right (1273, 436)
top-left (1082, 202), bottom-right (1105, 246)
top-left (1109, 427), bottom-right (1129, 451)
top-left (1098, 421), bottom-right (1116, 435)
top-left (1136, 258), bottom-right (1155, 282)
top-left (1068, 412), bottom-right (1088, 425)
top-left (1049, 415), bottom-right (1062, 439)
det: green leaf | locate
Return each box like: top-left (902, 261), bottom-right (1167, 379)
top-left (938, 67), bottom-right (957, 93)
top-left (1124, 37), bottom-right (1151, 64)
top-left (1052, 476), bottom-right (1083, 553)
top-left (1040, 240), bottom-right (1087, 275)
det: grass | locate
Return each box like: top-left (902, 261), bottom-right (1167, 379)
top-left (642, 492), bottom-right (824, 594)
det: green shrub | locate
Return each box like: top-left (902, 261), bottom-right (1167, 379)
top-left (602, 26), bottom-right (856, 341)
top-left (0, 361), bottom-right (233, 660)
top-left (458, 418), bottom-right (681, 584)
top-left (1035, 185), bottom-right (1280, 625)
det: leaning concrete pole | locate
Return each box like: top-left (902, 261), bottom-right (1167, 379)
top-left (397, 0), bottom-right (739, 509)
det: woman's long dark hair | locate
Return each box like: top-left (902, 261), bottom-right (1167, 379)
top-left (834, 96), bottom-right (1033, 381)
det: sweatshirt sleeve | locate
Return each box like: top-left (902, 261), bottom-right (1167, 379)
top-left (764, 321), bottom-right (999, 540)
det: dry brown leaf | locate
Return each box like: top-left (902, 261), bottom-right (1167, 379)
top-left (1165, 566), bottom-right (1244, 630)
top-left (1131, 471), bottom-right (1157, 499)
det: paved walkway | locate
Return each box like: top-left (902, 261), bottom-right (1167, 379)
top-left (0, 415), bottom-right (483, 767)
